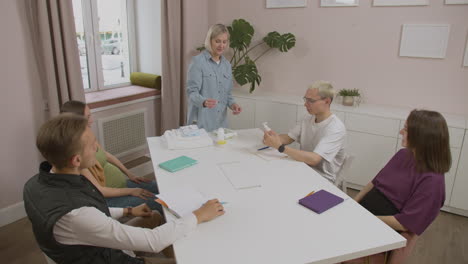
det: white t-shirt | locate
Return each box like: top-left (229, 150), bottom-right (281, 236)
top-left (288, 113), bottom-right (346, 182)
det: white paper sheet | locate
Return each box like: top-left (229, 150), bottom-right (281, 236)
top-left (218, 161), bottom-right (262, 190)
top-left (156, 186), bottom-right (207, 217)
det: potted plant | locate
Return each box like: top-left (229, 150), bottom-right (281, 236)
top-left (338, 89), bottom-right (361, 106)
top-left (198, 19), bottom-right (296, 93)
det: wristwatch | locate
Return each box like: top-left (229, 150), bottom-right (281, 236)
top-left (125, 207), bottom-right (133, 217)
top-left (278, 144), bottom-right (286, 153)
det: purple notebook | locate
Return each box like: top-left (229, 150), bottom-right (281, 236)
top-left (298, 189), bottom-right (344, 214)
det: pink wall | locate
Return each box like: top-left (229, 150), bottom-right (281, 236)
top-left (0, 0), bottom-right (46, 207)
top-left (198, 0), bottom-right (468, 115)
top-left (183, 0), bottom-right (210, 81)
top-left (1, 0), bottom-right (466, 211)
top-left (0, 0), bottom-right (166, 211)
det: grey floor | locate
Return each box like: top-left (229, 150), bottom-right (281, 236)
top-left (1, 188), bottom-right (467, 263)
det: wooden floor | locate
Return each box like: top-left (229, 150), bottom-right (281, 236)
top-left (406, 208), bottom-right (468, 263)
top-left (1, 188), bottom-right (467, 263)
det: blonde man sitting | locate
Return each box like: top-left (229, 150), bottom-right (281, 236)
top-left (263, 81), bottom-right (346, 183)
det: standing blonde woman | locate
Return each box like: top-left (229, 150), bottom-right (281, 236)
top-left (186, 24), bottom-right (242, 132)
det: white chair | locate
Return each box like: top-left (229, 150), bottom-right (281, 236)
top-left (334, 154), bottom-right (354, 193)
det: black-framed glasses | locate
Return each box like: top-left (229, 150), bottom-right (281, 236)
top-left (303, 97), bottom-right (324, 104)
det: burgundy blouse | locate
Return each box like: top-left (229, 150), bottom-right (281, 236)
top-left (372, 148), bottom-right (445, 235)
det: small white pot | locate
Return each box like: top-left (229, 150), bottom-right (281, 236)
top-left (342, 96), bottom-right (355, 106)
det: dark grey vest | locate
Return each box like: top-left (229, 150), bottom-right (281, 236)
top-left (23, 162), bottom-right (143, 264)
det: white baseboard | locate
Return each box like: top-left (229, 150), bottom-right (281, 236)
top-left (441, 205), bottom-right (468, 217)
top-left (0, 201), bottom-right (26, 227)
top-left (129, 161), bottom-right (154, 178)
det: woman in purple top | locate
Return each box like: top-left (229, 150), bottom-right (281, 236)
top-left (354, 110), bottom-right (451, 236)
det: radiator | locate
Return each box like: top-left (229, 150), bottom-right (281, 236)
top-left (98, 109), bottom-right (147, 157)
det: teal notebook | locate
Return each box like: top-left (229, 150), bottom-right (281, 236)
top-left (159, 156), bottom-right (198, 172)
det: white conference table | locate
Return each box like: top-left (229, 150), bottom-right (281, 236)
top-left (147, 129), bottom-right (405, 264)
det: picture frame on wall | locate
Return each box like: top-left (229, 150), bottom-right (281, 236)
top-left (266, 0), bottom-right (307, 8)
top-left (399, 24), bottom-right (450, 59)
top-left (373, 0), bottom-right (428, 6)
top-left (445, 0), bottom-right (468, 4)
top-left (321, 0), bottom-right (359, 7)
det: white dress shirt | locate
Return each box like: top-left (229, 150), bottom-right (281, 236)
top-left (53, 206), bottom-right (197, 254)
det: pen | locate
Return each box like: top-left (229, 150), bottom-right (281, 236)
top-left (257, 146), bottom-right (269, 151)
top-left (220, 202), bottom-right (228, 205)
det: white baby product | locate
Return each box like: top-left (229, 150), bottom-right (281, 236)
top-left (262, 122), bottom-right (272, 132)
top-left (213, 128), bottom-right (238, 140)
top-left (163, 125), bottom-right (213, 150)
top-left (216, 128), bottom-right (227, 145)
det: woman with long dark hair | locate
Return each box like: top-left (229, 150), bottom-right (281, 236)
top-left (355, 109), bottom-right (451, 236)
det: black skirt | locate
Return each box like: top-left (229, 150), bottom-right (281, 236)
top-left (359, 187), bottom-right (399, 216)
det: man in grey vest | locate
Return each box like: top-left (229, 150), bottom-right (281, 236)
top-left (24, 114), bottom-right (224, 264)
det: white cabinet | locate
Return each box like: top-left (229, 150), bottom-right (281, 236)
top-left (449, 130), bottom-right (468, 211)
top-left (335, 111), bottom-right (346, 123)
top-left (444, 127), bottom-right (465, 207)
top-left (445, 147), bottom-right (460, 206)
top-left (448, 127), bottom-right (465, 149)
top-left (228, 97), bottom-right (298, 133)
top-left (227, 97), bottom-right (256, 129)
top-left (346, 131), bottom-right (399, 186)
top-left (346, 113), bottom-right (400, 138)
top-left (444, 128), bottom-right (464, 206)
top-left (296, 106), bottom-right (307, 124)
top-left (344, 114), bottom-right (400, 187)
top-left (254, 101), bottom-right (297, 134)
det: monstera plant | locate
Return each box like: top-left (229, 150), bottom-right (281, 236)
top-left (199, 19), bottom-right (296, 93)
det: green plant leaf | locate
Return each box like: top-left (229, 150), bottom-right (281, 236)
top-left (279, 33), bottom-right (296, 52)
top-left (263, 31), bottom-right (281, 48)
top-left (338, 89), bottom-right (360, 96)
top-left (263, 32), bottom-right (296, 52)
top-left (196, 45), bottom-right (205, 52)
top-left (196, 19), bottom-right (297, 93)
top-left (233, 60), bottom-right (261, 93)
top-left (228, 19), bottom-right (254, 52)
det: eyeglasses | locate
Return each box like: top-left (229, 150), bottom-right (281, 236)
top-left (303, 97), bottom-right (324, 104)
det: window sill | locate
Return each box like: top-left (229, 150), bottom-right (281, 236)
top-left (86, 86), bottom-right (161, 109)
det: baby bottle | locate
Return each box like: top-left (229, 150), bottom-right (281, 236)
top-left (217, 128), bottom-right (226, 145)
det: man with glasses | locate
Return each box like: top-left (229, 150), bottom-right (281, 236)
top-left (263, 81), bottom-right (346, 183)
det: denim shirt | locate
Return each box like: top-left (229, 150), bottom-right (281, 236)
top-left (186, 50), bottom-right (235, 132)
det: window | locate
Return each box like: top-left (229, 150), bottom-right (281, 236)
top-left (72, 0), bottom-right (136, 91)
